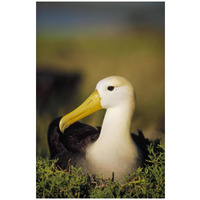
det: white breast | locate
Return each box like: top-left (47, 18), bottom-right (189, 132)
top-left (86, 135), bottom-right (141, 181)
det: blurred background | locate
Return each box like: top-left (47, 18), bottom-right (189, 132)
top-left (36, 2), bottom-right (165, 157)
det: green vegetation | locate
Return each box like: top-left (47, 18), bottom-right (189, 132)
top-left (36, 142), bottom-right (165, 198)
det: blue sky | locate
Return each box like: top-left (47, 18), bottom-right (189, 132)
top-left (37, 2), bottom-right (164, 36)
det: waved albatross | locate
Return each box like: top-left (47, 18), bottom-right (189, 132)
top-left (48, 76), bottom-right (149, 182)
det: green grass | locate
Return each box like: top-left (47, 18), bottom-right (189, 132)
top-left (36, 142), bottom-right (165, 198)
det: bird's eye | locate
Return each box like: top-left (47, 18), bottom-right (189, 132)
top-left (107, 86), bottom-right (114, 91)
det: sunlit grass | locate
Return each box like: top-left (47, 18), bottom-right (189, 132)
top-left (36, 142), bottom-right (165, 198)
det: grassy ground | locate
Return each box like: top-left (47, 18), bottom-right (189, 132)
top-left (36, 30), bottom-right (164, 157)
top-left (36, 142), bottom-right (165, 198)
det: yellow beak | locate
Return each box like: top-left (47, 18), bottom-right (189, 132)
top-left (59, 90), bottom-right (102, 133)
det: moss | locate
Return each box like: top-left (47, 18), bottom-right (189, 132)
top-left (36, 142), bottom-right (165, 198)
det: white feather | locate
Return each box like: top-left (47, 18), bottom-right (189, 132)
top-left (85, 76), bottom-right (141, 181)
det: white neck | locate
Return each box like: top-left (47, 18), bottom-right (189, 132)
top-left (97, 101), bottom-right (134, 147)
top-left (87, 98), bottom-right (137, 157)
top-left (86, 99), bottom-right (140, 181)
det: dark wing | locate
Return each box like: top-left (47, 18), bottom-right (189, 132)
top-left (48, 118), bottom-right (149, 170)
top-left (131, 130), bottom-right (150, 165)
top-left (48, 117), bottom-right (100, 169)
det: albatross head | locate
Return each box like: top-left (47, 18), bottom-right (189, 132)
top-left (96, 76), bottom-right (135, 108)
top-left (59, 76), bottom-right (135, 133)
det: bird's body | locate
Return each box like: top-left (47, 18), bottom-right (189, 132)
top-left (85, 100), bottom-right (141, 180)
top-left (48, 76), bottom-right (149, 182)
